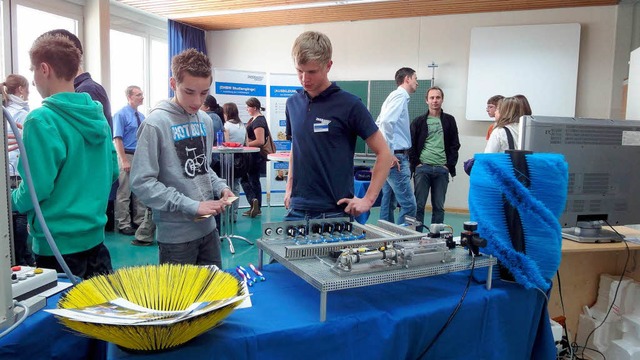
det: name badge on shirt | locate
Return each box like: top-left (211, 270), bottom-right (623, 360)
top-left (313, 118), bottom-right (331, 133)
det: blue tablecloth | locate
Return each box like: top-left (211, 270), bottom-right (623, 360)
top-left (0, 287), bottom-right (106, 360)
top-left (0, 264), bottom-right (554, 360)
top-left (107, 264), bottom-right (554, 359)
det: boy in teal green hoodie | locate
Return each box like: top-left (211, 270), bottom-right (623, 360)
top-left (11, 33), bottom-right (118, 279)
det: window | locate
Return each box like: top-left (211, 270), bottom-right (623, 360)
top-left (110, 4), bottom-right (168, 116)
top-left (109, 29), bottom-right (145, 114)
top-left (1, 0), bottom-right (5, 81)
top-left (15, 3), bottom-right (79, 110)
top-left (149, 38), bottom-right (169, 111)
top-left (3, 0), bottom-right (167, 115)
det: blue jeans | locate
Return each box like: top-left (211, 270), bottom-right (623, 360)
top-left (380, 155), bottom-right (416, 224)
top-left (414, 164), bottom-right (449, 227)
top-left (284, 208), bottom-right (350, 222)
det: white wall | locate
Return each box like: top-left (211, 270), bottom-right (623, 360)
top-left (206, 6), bottom-right (621, 211)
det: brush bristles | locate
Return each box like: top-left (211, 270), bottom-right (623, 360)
top-left (469, 153), bottom-right (568, 291)
top-left (56, 264), bottom-right (244, 351)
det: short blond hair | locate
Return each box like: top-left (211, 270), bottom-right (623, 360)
top-left (291, 31), bottom-right (332, 66)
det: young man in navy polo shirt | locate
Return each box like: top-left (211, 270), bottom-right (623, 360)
top-left (284, 31), bottom-right (393, 221)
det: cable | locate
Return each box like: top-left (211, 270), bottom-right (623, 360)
top-left (570, 342), bottom-right (606, 360)
top-left (577, 222), bottom-right (629, 359)
top-left (417, 255), bottom-right (476, 359)
top-left (556, 271), bottom-right (566, 316)
top-left (4, 107), bottom-right (79, 285)
top-left (555, 270), bottom-right (575, 359)
top-left (0, 301), bottom-right (30, 339)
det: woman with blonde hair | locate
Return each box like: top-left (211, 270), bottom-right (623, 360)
top-left (484, 96), bottom-right (523, 153)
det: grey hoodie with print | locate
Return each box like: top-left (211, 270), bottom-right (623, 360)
top-left (130, 100), bottom-right (229, 244)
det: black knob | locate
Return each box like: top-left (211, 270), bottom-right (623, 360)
top-left (463, 221), bottom-right (478, 232)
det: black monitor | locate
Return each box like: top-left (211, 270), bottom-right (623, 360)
top-left (519, 115), bottom-right (640, 242)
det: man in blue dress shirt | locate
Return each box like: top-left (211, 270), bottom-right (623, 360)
top-left (113, 85), bottom-right (146, 236)
top-left (376, 68), bottom-right (418, 224)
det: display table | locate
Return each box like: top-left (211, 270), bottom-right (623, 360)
top-left (212, 146), bottom-right (259, 253)
top-left (1, 264), bottom-right (554, 359)
top-left (549, 227), bottom-right (640, 338)
top-left (104, 263), bottom-right (553, 359)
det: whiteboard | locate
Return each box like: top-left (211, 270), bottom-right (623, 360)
top-left (465, 23), bottom-right (581, 121)
top-left (626, 47), bottom-right (640, 120)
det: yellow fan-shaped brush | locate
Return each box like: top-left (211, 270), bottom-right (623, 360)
top-left (56, 264), bottom-right (245, 352)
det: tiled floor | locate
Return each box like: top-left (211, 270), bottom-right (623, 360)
top-left (106, 206), bottom-right (471, 270)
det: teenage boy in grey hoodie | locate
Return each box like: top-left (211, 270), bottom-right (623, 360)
top-left (130, 49), bottom-right (233, 268)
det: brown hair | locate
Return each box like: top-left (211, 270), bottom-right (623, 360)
top-left (514, 94), bottom-right (532, 115)
top-left (395, 67), bottom-right (416, 86)
top-left (426, 86), bottom-right (444, 99)
top-left (1, 74), bottom-right (28, 106)
top-left (29, 34), bottom-right (81, 81)
top-left (171, 48), bottom-right (212, 84)
top-left (495, 97), bottom-right (523, 128)
top-left (245, 97), bottom-right (265, 112)
top-left (487, 95), bottom-right (504, 106)
top-left (223, 102), bottom-right (242, 124)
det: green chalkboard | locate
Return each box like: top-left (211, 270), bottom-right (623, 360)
top-left (369, 79), bottom-right (432, 122)
top-left (336, 80), bottom-right (369, 153)
top-left (334, 79), bottom-right (432, 155)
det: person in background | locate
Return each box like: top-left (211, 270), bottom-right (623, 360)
top-left (2, 74), bottom-right (34, 266)
top-left (204, 95), bottom-right (224, 125)
top-left (41, 29), bottom-right (116, 233)
top-left (485, 95), bottom-right (504, 140)
top-left (202, 95), bottom-right (224, 177)
top-left (132, 208), bottom-right (155, 246)
top-left (3, 75), bottom-right (30, 181)
top-left (484, 97), bottom-right (523, 153)
top-left (514, 94), bottom-right (532, 116)
top-left (202, 95), bottom-right (224, 144)
top-left (242, 97), bottom-right (270, 218)
top-left (12, 33), bottom-right (118, 278)
top-left (113, 85), bottom-right (146, 237)
top-left (284, 31), bottom-right (392, 221)
top-left (376, 67), bottom-right (418, 225)
top-left (223, 102), bottom-right (247, 222)
top-left (409, 86), bottom-right (460, 229)
top-left (130, 49), bottom-right (233, 268)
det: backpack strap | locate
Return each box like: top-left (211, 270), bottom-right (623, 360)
top-left (504, 127), bottom-right (515, 150)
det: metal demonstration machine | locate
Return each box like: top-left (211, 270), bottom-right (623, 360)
top-left (257, 219), bottom-right (496, 321)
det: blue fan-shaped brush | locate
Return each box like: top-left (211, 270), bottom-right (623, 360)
top-left (469, 152), bottom-right (568, 291)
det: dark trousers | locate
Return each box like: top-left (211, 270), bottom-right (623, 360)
top-left (158, 231), bottom-right (222, 268)
top-left (240, 153), bottom-right (265, 208)
top-left (35, 242), bottom-right (113, 280)
top-left (12, 212), bottom-right (34, 266)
